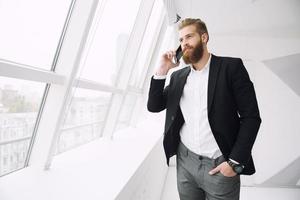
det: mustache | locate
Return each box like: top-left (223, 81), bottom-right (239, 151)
top-left (183, 46), bottom-right (193, 53)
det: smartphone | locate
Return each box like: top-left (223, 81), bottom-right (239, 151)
top-left (174, 45), bottom-right (183, 64)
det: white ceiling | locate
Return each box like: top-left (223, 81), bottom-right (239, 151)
top-left (166, 0), bottom-right (300, 38)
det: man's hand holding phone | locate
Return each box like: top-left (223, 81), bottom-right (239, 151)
top-left (155, 46), bottom-right (182, 76)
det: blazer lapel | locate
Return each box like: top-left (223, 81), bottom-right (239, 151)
top-left (164, 67), bottom-right (190, 133)
top-left (207, 54), bottom-right (221, 114)
top-left (173, 67), bottom-right (191, 106)
top-left (170, 67), bottom-right (191, 112)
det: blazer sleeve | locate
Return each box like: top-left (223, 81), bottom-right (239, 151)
top-left (147, 75), bottom-right (171, 113)
top-left (229, 59), bottom-right (262, 165)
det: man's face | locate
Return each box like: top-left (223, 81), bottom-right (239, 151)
top-left (179, 25), bottom-right (204, 64)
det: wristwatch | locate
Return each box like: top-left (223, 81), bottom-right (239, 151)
top-left (227, 160), bottom-right (244, 174)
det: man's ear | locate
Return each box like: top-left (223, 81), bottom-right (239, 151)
top-left (201, 33), bottom-right (209, 43)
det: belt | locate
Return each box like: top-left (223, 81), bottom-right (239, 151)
top-left (178, 141), bottom-right (226, 166)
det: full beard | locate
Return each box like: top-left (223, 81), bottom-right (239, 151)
top-left (182, 39), bottom-right (204, 64)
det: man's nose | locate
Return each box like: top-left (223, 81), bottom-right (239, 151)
top-left (182, 42), bottom-right (189, 51)
top-left (182, 40), bottom-right (188, 48)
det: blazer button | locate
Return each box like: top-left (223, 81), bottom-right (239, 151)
top-left (171, 116), bottom-right (175, 121)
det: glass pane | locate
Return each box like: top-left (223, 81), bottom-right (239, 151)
top-left (0, 77), bottom-right (46, 176)
top-left (129, 0), bottom-right (164, 87)
top-left (56, 88), bottom-right (111, 154)
top-left (115, 94), bottom-right (138, 131)
top-left (0, 140), bottom-right (31, 176)
top-left (0, 0), bottom-right (72, 69)
top-left (79, 0), bottom-right (142, 85)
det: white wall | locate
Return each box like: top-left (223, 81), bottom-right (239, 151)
top-left (242, 60), bottom-right (300, 186)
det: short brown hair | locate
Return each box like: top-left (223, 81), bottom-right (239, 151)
top-left (178, 18), bottom-right (209, 42)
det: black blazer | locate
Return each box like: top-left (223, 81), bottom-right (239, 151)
top-left (147, 54), bottom-right (261, 175)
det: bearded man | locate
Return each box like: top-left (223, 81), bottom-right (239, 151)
top-left (147, 18), bottom-right (261, 200)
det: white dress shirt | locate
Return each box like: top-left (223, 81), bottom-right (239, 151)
top-left (179, 54), bottom-right (222, 158)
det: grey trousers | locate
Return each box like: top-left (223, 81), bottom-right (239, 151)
top-left (176, 141), bottom-right (240, 200)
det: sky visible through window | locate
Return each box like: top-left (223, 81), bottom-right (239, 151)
top-left (0, 0), bottom-right (72, 69)
top-left (78, 0), bottom-right (142, 86)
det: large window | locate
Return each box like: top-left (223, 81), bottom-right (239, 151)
top-left (0, 77), bottom-right (45, 176)
top-left (0, 0), bottom-right (72, 69)
top-left (0, 0), bottom-right (162, 174)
